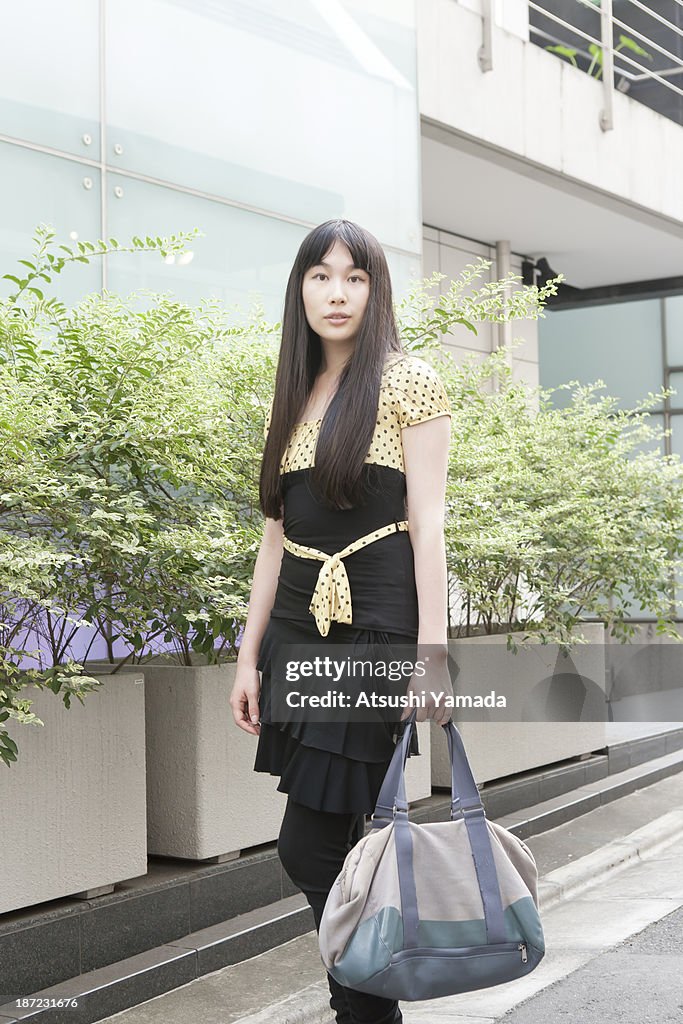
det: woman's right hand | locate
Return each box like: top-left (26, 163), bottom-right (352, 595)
top-left (230, 663), bottom-right (262, 736)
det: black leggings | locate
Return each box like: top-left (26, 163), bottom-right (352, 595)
top-left (277, 796), bottom-right (402, 1024)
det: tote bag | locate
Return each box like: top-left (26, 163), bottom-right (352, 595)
top-left (318, 710), bottom-right (546, 1001)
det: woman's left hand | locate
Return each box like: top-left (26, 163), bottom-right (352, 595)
top-left (400, 651), bottom-right (453, 726)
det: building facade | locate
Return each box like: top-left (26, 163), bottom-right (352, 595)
top-left (2, 0), bottom-right (682, 607)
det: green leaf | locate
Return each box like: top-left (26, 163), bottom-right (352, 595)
top-left (617, 35), bottom-right (652, 59)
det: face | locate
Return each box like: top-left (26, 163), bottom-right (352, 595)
top-left (301, 239), bottom-right (370, 345)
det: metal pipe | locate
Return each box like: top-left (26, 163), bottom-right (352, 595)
top-left (494, 240), bottom-right (513, 382)
top-left (478, 0), bottom-right (493, 72)
top-left (600, 0), bottom-right (615, 132)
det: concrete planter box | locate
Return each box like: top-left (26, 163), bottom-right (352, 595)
top-left (141, 660), bottom-right (432, 861)
top-left (142, 662), bottom-right (287, 861)
top-left (431, 624), bottom-right (607, 788)
top-left (1, 671), bottom-right (146, 915)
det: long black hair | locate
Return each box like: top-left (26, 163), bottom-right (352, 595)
top-left (259, 218), bottom-right (404, 519)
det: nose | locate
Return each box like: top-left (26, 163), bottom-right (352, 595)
top-left (328, 278), bottom-right (347, 303)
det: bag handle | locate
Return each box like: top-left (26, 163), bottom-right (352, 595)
top-left (369, 710), bottom-right (416, 829)
top-left (370, 709), bottom-right (485, 827)
top-left (370, 709), bottom-right (508, 949)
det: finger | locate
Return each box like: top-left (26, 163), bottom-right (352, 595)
top-left (248, 698), bottom-right (261, 728)
top-left (230, 694), bottom-right (261, 734)
top-left (229, 700), bottom-right (244, 728)
top-left (235, 718), bottom-right (260, 736)
top-left (241, 696), bottom-right (261, 734)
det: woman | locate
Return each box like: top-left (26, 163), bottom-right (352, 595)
top-left (230, 218), bottom-right (453, 1024)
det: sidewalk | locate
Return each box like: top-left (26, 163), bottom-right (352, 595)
top-left (91, 757), bottom-right (683, 1024)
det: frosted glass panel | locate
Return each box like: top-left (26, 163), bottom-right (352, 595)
top-left (0, 143), bottom-right (102, 305)
top-left (106, 175), bottom-right (307, 319)
top-left (671, 414), bottom-right (683, 461)
top-left (0, 0), bottom-right (100, 158)
top-left (388, 251), bottom-right (422, 308)
top-left (665, 295), bottom-right (683, 365)
top-left (539, 299), bottom-right (663, 410)
top-left (106, 174), bottom-right (420, 319)
top-left (342, 0), bottom-right (417, 80)
top-left (669, 373), bottom-right (683, 413)
top-left (105, 0), bottom-right (420, 252)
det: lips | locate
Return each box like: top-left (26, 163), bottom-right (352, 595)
top-left (325, 314), bottom-right (350, 320)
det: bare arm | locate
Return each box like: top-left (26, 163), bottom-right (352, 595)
top-left (230, 510), bottom-right (284, 735)
top-left (401, 414), bottom-right (452, 723)
top-left (237, 513), bottom-right (284, 669)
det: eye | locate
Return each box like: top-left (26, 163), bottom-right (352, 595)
top-left (350, 275), bottom-right (365, 283)
top-left (313, 272), bottom-right (327, 280)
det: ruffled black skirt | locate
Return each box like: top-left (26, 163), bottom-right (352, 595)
top-left (253, 615), bottom-right (420, 814)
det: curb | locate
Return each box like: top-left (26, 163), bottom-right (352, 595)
top-left (236, 807), bottom-right (683, 1024)
top-left (235, 980), bottom-right (330, 1024)
top-left (538, 807), bottom-right (683, 911)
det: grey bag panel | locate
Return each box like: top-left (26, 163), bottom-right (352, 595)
top-left (318, 711), bottom-right (546, 1001)
top-left (337, 939), bottom-right (545, 1001)
top-left (318, 825), bottom-right (395, 967)
top-left (330, 896), bottom-right (544, 993)
top-left (410, 820), bottom-right (539, 920)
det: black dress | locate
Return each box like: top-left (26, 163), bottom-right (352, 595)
top-left (253, 354), bottom-right (452, 814)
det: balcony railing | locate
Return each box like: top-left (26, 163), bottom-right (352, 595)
top-left (528, 0), bottom-right (683, 129)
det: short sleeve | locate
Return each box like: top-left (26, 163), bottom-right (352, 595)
top-left (393, 358), bottom-right (451, 428)
top-left (263, 395), bottom-right (273, 442)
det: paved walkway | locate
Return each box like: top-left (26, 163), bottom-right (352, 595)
top-left (97, 757), bottom-right (683, 1024)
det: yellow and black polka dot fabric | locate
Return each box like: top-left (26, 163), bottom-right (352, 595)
top-left (262, 355), bottom-right (451, 637)
top-left (263, 354), bottom-right (451, 476)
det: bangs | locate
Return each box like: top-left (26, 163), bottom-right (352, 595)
top-left (302, 220), bottom-right (373, 276)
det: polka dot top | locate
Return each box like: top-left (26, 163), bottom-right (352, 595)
top-left (263, 355), bottom-right (451, 476)
top-left (264, 354), bottom-right (451, 637)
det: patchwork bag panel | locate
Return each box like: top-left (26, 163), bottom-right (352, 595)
top-left (319, 711), bottom-right (546, 1001)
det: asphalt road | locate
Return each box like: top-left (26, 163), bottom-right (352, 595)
top-left (498, 904), bottom-right (683, 1024)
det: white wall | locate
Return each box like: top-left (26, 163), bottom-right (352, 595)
top-left (422, 225), bottom-right (539, 391)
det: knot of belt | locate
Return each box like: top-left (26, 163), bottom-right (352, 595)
top-left (282, 520), bottom-right (409, 637)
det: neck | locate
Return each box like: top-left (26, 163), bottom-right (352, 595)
top-left (318, 340), bottom-right (355, 378)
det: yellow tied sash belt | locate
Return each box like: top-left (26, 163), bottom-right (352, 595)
top-left (282, 520), bottom-right (409, 637)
